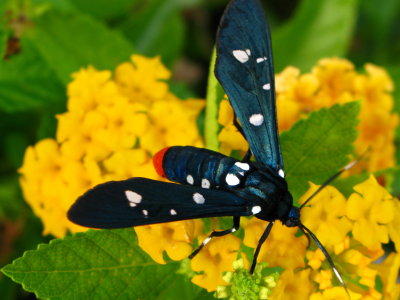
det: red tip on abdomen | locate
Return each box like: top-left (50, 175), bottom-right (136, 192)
top-left (153, 147), bottom-right (171, 177)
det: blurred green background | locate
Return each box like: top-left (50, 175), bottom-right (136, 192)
top-left (0, 0), bottom-right (399, 298)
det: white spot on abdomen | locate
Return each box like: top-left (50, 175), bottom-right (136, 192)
top-left (249, 114), bottom-right (264, 126)
top-left (278, 169), bottom-right (285, 178)
top-left (232, 49), bottom-right (251, 63)
top-left (201, 178), bottom-right (211, 189)
top-left (125, 190), bottom-right (142, 207)
top-left (193, 193), bottom-right (205, 204)
top-left (263, 83), bottom-right (271, 90)
top-left (186, 174), bottom-right (194, 185)
top-left (170, 209), bottom-right (177, 215)
top-left (235, 162), bottom-right (250, 171)
top-left (142, 209), bottom-right (148, 216)
top-left (252, 206), bottom-right (262, 215)
top-left (226, 173), bottom-right (240, 186)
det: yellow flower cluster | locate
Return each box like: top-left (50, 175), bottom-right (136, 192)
top-left (191, 233), bottom-right (243, 291)
top-left (218, 58), bottom-right (398, 172)
top-left (19, 55), bottom-right (204, 251)
top-left (239, 176), bottom-right (399, 299)
top-left (300, 176), bottom-right (399, 299)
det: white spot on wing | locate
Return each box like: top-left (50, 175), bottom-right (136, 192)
top-left (249, 114), bottom-right (264, 126)
top-left (226, 173), bottom-right (240, 186)
top-left (201, 178), bottom-right (211, 189)
top-left (263, 83), bottom-right (271, 90)
top-left (252, 206), bottom-right (262, 215)
top-left (186, 174), bottom-right (194, 185)
top-left (256, 56), bottom-right (267, 63)
top-left (235, 162), bottom-right (250, 171)
top-left (125, 190), bottom-right (142, 207)
top-left (142, 209), bottom-right (148, 216)
top-left (170, 209), bottom-right (177, 215)
top-left (232, 50), bottom-right (250, 63)
top-left (278, 169), bottom-right (285, 178)
top-left (193, 193), bottom-right (205, 204)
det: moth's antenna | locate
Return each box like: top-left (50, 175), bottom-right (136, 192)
top-left (299, 150), bottom-right (370, 210)
top-left (250, 221), bottom-right (274, 274)
top-left (300, 224), bottom-right (350, 298)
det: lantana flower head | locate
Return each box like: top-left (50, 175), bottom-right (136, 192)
top-left (243, 218), bottom-right (308, 270)
top-left (299, 183), bottom-right (352, 248)
top-left (19, 55), bottom-right (204, 251)
top-left (346, 175), bottom-right (395, 249)
top-left (191, 233), bottom-right (242, 292)
top-left (270, 269), bottom-right (312, 300)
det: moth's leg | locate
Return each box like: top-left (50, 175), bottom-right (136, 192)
top-left (189, 216), bottom-right (240, 259)
top-left (250, 221), bottom-right (274, 274)
top-left (233, 113), bottom-right (252, 162)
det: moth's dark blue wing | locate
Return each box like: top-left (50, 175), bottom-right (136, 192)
top-left (68, 177), bottom-right (251, 228)
top-left (215, 0), bottom-right (283, 171)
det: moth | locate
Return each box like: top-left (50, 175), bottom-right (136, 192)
top-left (68, 0), bottom-right (348, 289)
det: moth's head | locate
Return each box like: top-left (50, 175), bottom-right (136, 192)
top-left (284, 206), bottom-right (300, 227)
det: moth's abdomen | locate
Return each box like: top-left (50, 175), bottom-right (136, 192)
top-left (153, 146), bottom-right (237, 189)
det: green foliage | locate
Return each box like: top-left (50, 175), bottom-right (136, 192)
top-left (115, 0), bottom-right (187, 67)
top-left (0, 176), bottom-right (24, 219)
top-left (27, 10), bottom-right (133, 84)
top-left (0, 29), bottom-right (6, 59)
top-left (2, 228), bottom-right (211, 299)
top-left (350, 0), bottom-right (400, 66)
top-left (281, 102), bottom-right (360, 201)
top-left (273, 0), bottom-right (359, 72)
top-left (69, 0), bottom-right (137, 20)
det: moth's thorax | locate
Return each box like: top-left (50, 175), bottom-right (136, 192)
top-left (230, 163), bottom-right (294, 222)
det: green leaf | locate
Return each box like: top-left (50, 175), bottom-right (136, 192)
top-left (117, 0), bottom-right (185, 66)
top-left (2, 228), bottom-right (186, 299)
top-left (157, 271), bottom-right (213, 300)
top-left (352, 0), bottom-right (400, 65)
top-left (0, 78), bottom-right (64, 113)
top-left (281, 102), bottom-right (360, 201)
top-left (26, 10), bottom-right (133, 84)
top-left (68, 0), bottom-right (138, 20)
top-left (0, 37), bottom-right (66, 112)
top-left (0, 275), bottom-right (19, 300)
top-left (273, 0), bottom-right (359, 72)
top-left (0, 29), bottom-right (7, 59)
top-left (0, 176), bottom-right (25, 220)
top-left (204, 48), bottom-right (224, 151)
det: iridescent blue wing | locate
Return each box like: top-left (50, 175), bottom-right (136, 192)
top-left (68, 178), bottom-right (251, 228)
top-left (215, 0), bottom-right (283, 171)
